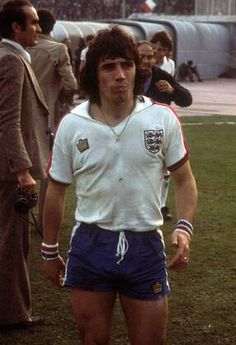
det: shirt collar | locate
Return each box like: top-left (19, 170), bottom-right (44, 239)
top-left (2, 38), bottom-right (31, 63)
top-left (71, 97), bottom-right (153, 119)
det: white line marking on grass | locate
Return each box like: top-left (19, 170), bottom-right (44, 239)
top-left (182, 121), bottom-right (236, 126)
top-left (215, 122), bottom-right (236, 125)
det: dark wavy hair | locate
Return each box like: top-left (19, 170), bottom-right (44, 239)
top-left (37, 8), bottom-right (56, 35)
top-left (0, 0), bottom-right (32, 38)
top-left (80, 25), bottom-right (143, 104)
top-left (150, 31), bottom-right (173, 52)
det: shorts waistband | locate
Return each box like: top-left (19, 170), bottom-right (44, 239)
top-left (78, 223), bottom-right (159, 264)
top-left (78, 222), bottom-right (157, 236)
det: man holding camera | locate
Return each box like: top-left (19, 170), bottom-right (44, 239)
top-left (0, 0), bottom-right (48, 328)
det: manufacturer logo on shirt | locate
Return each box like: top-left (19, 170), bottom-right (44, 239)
top-left (144, 129), bottom-right (163, 154)
top-left (152, 281), bottom-right (163, 294)
top-left (77, 138), bottom-right (89, 152)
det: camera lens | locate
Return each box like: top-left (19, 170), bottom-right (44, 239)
top-left (14, 187), bottom-right (38, 213)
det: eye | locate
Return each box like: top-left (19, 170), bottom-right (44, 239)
top-left (122, 61), bottom-right (135, 69)
top-left (100, 63), bottom-right (115, 71)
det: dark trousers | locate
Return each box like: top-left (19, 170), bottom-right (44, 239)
top-left (0, 182), bottom-right (31, 324)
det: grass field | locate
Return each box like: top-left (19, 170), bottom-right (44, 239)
top-left (0, 115), bottom-right (235, 345)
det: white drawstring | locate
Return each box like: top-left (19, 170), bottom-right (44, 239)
top-left (116, 231), bottom-right (129, 264)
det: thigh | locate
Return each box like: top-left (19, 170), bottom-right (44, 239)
top-left (71, 289), bottom-right (117, 345)
top-left (120, 295), bottom-right (168, 345)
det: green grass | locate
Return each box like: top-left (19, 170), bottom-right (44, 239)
top-left (1, 115), bottom-right (235, 345)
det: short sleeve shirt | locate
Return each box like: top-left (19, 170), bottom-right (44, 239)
top-left (49, 96), bottom-right (189, 231)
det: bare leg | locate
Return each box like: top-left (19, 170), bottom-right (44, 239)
top-left (71, 289), bottom-right (117, 345)
top-left (120, 295), bottom-right (168, 345)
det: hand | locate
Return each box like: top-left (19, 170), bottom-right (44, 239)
top-left (155, 80), bottom-right (174, 94)
top-left (167, 231), bottom-right (190, 270)
top-left (42, 256), bottom-right (66, 287)
top-left (16, 169), bottom-right (36, 193)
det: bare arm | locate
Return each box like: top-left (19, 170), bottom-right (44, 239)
top-left (42, 178), bottom-right (69, 286)
top-left (167, 160), bottom-right (198, 270)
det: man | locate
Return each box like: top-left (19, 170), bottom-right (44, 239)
top-left (137, 40), bottom-right (192, 108)
top-left (137, 40), bottom-right (193, 221)
top-left (178, 60), bottom-right (202, 82)
top-left (79, 34), bottom-right (94, 74)
top-left (151, 30), bottom-right (175, 77)
top-left (42, 26), bottom-right (198, 345)
top-left (28, 8), bottom-right (77, 132)
top-left (28, 8), bottom-right (77, 231)
top-left (186, 60), bottom-right (202, 82)
top-left (0, 0), bottom-right (49, 328)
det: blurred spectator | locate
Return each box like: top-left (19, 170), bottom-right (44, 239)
top-left (151, 30), bottom-right (175, 77)
top-left (79, 34), bottom-right (94, 73)
top-left (178, 60), bottom-right (202, 82)
top-left (0, 0), bottom-right (195, 20)
top-left (74, 37), bottom-right (85, 82)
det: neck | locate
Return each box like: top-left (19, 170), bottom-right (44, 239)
top-left (91, 99), bottom-right (135, 126)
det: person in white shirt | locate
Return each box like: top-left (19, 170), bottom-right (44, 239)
top-left (42, 25), bottom-right (198, 345)
top-left (79, 34), bottom-right (94, 73)
top-left (151, 31), bottom-right (177, 220)
top-left (151, 30), bottom-right (175, 77)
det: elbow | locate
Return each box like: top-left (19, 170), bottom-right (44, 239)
top-left (176, 94), bottom-right (193, 107)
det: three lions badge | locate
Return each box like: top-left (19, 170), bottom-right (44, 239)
top-left (144, 129), bottom-right (164, 154)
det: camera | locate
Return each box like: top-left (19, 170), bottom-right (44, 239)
top-left (14, 186), bottom-right (38, 214)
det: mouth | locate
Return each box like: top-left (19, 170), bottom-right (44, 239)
top-left (114, 85), bottom-right (127, 92)
top-left (141, 66), bottom-right (150, 71)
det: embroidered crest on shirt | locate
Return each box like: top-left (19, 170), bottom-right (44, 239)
top-left (77, 138), bottom-right (89, 152)
top-left (144, 129), bottom-right (164, 154)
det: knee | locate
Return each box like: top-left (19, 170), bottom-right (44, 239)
top-left (79, 331), bottom-right (110, 345)
top-left (76, 317), bottom-right (111, 345)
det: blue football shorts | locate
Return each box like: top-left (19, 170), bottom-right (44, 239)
top-left (64, 222), bottom-right (170, 300)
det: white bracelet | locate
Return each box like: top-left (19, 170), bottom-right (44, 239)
top-left (42, 242), bottom-right (59, 248)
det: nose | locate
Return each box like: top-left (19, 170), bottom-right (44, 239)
top-left (115, 64), bottom-right (125, 79)
top-left (141, 56), bottom-right (149, 65)
top-left (37, 23), bottom-right (42, 33)
top-left (143, 56), bottom-right (148, 63)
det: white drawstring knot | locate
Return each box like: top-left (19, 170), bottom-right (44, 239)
top-left (116, 231), bottom-right (129, 264)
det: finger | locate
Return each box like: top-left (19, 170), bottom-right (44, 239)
top-left (167, 253), bottom-right (189, 270)
top-left (50, 275), bottom-right (62, 287)
top-left (59, 275), bottom-right (65, 287)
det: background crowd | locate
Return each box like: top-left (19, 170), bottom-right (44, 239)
top-left (0, 0), bottom-right (195, 20)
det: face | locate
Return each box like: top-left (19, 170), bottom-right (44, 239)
top-left (155, 41), bottom-right (169, 64)
top-left (138, 43), bottom-right (156, 77)
top-left (97, 57), bottom-right (136, 105)
top-left (15, 6), bottom-right (41, 48)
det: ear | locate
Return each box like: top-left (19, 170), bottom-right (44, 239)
top-left (12, 22), bottom-right (22, 36)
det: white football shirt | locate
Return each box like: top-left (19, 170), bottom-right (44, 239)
top-left (49, 96), bottom-right (189, 231)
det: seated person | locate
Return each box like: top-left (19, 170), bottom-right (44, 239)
top-left (178, 60), bottom-right (202, 82)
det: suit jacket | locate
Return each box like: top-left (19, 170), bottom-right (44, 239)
top-left (145, 66), bottom-right (192, 107)
top-left (28, 34), bottom-right (77, 129)
top-left (0, 42), bottom-right (49, 182)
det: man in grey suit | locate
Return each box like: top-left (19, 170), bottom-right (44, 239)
top-left (28, 8), bottom-right (77, 132)
top-left (28, 8), bottom-right (77, 232)
top-left (0, 0), bottom-right (49, 328)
